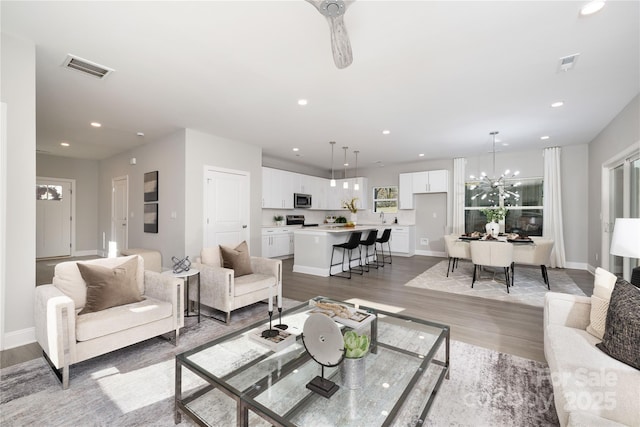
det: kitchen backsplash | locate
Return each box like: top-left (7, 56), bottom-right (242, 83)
top-left (262, 208), bottom-right (416, 226)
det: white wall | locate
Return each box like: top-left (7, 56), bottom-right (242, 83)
top-left (0, 33), bottom-right (36, 348)
top-left (184, 129), bottom-right (263, 258)
top-left (37, 154), bottom-right (99, 253)
top-left (588, 94), bottom-right (640, 270)
top-left (98, 130), bottom-right (186, 268)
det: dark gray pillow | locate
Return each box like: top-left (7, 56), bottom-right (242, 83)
top-left (596, 278), bottom-right (640, 370)
top-left (219, 241), bottom-right (253, 277)
top-left (77, 257), bottom-right (142, 315)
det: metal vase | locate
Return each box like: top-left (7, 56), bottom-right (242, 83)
top-left (342, 357), bottom-right (366, 390)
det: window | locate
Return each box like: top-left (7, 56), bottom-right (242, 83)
top-left (372, 186), bottom-right (398, 213)
top-left (464, 177), bottom-right (543, 235)
top-left (36, 185), bottom-right (62, 201)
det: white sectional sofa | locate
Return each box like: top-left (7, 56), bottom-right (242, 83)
top-left (544, 291), bottom-right (640, 426)
top-left (35, 255), bottom-right (184, 389)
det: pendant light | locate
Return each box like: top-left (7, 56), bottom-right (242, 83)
top-left (353, 150), bottom-right (360, 191)
top-left (342, 146), bottom-right (349, 189)
top-left (329, 141), bottom-right (336, 187)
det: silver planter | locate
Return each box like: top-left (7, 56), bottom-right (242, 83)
top-left (341, 357), bottom-right (366, 389)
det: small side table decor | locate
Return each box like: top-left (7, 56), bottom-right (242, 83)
top-left (341, 330), bottom-right (370, 389)
top-left (172, 256), bottom-right (191, 274)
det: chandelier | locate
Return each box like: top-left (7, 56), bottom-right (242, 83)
top-left (468, 131), bottom-right (521, 204)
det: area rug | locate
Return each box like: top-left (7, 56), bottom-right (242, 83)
top-left (0, 299), bottom-right (558, 427)
top-left (405, 260), bottom-right (586, 307)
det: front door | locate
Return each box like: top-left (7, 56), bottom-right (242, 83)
top-left (36, 178), bottom-right (72, 258)
top-left (204, 168), bottom-right (250, 249)
top-left (112, 176), bottom-right (128, 254)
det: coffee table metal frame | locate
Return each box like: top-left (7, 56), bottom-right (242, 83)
top-left (174, 296), bottom-right (450, 427)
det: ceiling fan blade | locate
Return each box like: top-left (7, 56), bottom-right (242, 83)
top-left (327, 14), bottom-right (353, 69)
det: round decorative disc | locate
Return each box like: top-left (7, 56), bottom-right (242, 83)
top-left (302, 313), bottom-right (344, 366)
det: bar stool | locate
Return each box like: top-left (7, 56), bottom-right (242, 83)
top-left (330, 231), bottom-right (363, 279)
top-left (375, 228), bottom-right (392, 267)
top-left (359, 229), bottom-right (379, 272)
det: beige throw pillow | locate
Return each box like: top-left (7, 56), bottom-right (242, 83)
top-left (77, 257), bottom-right (143, 315)
top-left (586, 267), bottom-right (617, 339)
top-left (219, 241), bottom-right (253, 277)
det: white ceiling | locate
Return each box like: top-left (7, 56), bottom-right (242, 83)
top-left (2, 1), bottom-right (639, 170)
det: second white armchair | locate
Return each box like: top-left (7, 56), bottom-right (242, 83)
top-left (193, 244), bottom-right (282, 323)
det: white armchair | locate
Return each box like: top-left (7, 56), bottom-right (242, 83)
top-left (193, 246), bottom-right (282, 323)
top-left (470, 241), bottom-right (514, 293)
top-left (34, 255), bottom-right (184, 389)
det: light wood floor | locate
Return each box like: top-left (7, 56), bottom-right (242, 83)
top-left (1, 254), bottom-right (593, 368)
top-left (280, 255), bottom-right (593, 363)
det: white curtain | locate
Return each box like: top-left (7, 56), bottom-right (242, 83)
top-left (452, 158), bottom-right (466, 235)
top-left (543, 147), bottom-right (566, 268)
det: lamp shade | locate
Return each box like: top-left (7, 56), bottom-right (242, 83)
top-left (610, 218), bottom-right (640, 258)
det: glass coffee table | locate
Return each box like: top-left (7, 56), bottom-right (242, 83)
top-left (175, 297), bottom-right (450, 426)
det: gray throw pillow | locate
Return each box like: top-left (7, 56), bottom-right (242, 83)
top-left (77, 257), bottom-right (143, 315)
top-left (596, 278), bottom-right (640, 370)
top-left (219, 241), bottom-right (253, 277)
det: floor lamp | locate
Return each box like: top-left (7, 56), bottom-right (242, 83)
top-left (610, 218), bottom-right (640, 287)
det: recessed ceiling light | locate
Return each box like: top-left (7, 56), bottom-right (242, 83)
top-left (551, 101), bottom-right (564, 108)
top-left (502, 143), bottom-right (509, 146)
top-left (292, 147), bottom-right (299, 152)
top-left (580, 0), bottom-right (606, 16)
top-left (60, 142), bottom-right (70, 147)
top-left (297, 99), bottom-right (308, 106)
top-left (137, 132), bottom-right (145, 137)
top-left (540, 135), bottom-right (550, 140)
top-left (382, 130), bottom-right (391, 135)
top-left (90, 122), bottom-right (101, 128)
top-left (418, 153), bottom-right (425, 157)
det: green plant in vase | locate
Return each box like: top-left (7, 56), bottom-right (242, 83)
top-left (342, 330), bottom-right (370, 389)
top-left (343, 330), bottom-right (370, 358)
top-left (480, 207), bottom-right (508, 236)
top-left (273, 215), bottom-right (284, 226)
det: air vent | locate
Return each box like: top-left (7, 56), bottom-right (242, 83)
top-left (558, 53), bottom-right (580, 72)
top-left (62, 54), bottom-right (114, 79)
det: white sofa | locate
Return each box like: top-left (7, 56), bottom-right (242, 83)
top-left (543, 292), bottom-right (640, 426)
top-left (35, 255), bottom-right (184, 389)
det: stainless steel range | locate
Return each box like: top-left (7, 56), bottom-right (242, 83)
top-left (286, 215), bottom-right (318, 227)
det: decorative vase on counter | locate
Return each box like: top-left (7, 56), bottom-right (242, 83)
top-left (276, 220), bottom-right (285, 226)
top-left (350, 212), bottom-right (358, 225)
top-left (485, 221), bottom-right (499, 237)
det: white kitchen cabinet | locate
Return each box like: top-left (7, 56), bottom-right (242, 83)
top-left (412, 170), bottom-right (449, 194)
top-left (262, 167), bottom-right (294, 209)
top-left (262, 227), bottom-right (294, 258)
top-left (399, 173), bottom-right (414, 210)
top-left (378, 225), bottom-right (415, 256)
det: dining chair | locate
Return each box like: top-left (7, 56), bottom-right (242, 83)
top-left (470, 240), bottom-right (514, 293)
top-left (512, 238), bottom-right (554, 289)
top-left (444, 234), bottom-right (471, 277)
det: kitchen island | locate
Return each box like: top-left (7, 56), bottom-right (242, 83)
top-left (293, 225), bottom-right (378, 277)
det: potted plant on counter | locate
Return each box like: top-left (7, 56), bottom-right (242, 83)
top-left (480, 207), bottom-right (508, 237)
top-left (341, 330), bottom-right (370, 389)
top-left (273, 215), bottom-right (285, 226)
top-left (342, 197), bottom-right (359, 225)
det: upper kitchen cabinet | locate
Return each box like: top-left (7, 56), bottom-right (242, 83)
top-left (412, 170), bottom-right (449, 193)
top-left (262, 167), bottom-right (294, 209)
top-left (399, 170), bottom-right (449, 210)
top-left (399, 173), bottom-right (414, 210)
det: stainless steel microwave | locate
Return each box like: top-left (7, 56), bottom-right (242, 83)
top-left (294, 193), bottom-right (312, 208)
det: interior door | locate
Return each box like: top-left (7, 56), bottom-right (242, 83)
top-left (204, 168), bottom-right (250, 248)
top-left (36, 179), bottom-right (72, 258)
top-left (112, 176), bottom-right (128, 254)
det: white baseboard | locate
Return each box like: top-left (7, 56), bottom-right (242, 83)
top-left (414, 250), bottom-right (447, 257)
top-left (74, 249), bottom-right (99, 257)
top-left (564, 261), bottom-right (588, 270)
top-left (3, 327), bottom-right (36, 350)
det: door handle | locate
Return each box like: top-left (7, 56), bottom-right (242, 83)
top-left (242, 225), bottom-right (247, 228)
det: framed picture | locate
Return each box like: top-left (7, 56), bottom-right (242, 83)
top-left (144, 171), bottom-right (158, 202)
top-left (144, 203), bottom-right (158, 233)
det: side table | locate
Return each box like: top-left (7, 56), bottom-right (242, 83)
top-left (162, 269), bottom-right (201, 323)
